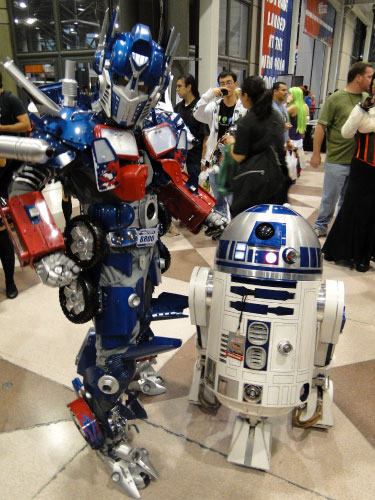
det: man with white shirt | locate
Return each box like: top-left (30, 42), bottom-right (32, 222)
top-left (193, 71), bottom-right (246, 217)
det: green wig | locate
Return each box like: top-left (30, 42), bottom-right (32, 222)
top-left (289, 87), bottom-right (307, 134)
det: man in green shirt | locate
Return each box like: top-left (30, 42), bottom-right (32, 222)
top-left (311, 61), bottom-right (373, 237)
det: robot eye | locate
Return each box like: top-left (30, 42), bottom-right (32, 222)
top-left (138, 83), bottom-right (149, 94)
top-left (255, 223), bottom-right (275, 240)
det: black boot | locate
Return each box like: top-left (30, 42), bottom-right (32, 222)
top-left (355, 259), bottom-right (370, 273)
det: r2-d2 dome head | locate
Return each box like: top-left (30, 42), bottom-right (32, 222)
top-left (215, 205), bottom-right (322, 282)
top-left (94, 9), bottom-right (173, 127)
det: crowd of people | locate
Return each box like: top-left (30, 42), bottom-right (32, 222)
top-left (1, 61), bottom-right (374, 299)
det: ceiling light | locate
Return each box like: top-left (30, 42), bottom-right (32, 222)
top-left (19, 1), bottom-right (27, 8)
top-left (14, 18), bottom-right (19, 23)
top-left (26, 17), bottom-right (37, 24)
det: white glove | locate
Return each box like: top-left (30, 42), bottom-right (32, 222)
top-left (35, 252), bottom-right (81, 287)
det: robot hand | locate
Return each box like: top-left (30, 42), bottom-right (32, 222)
top-left (203, 210), bottom-right (228, 240)
top-left (35, 252), bottom-right (81, 287)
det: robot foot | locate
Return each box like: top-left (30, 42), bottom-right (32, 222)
top-left (98, 444), bottom-right (159, 499)
top-left (292, 382), bottom-right (334, 429)
top-left (128, 358), bottom-right (166, 396)
top-left (197, 384), bottom-right (221, 414)
top-left (227, 416), bottom-right (272, 470)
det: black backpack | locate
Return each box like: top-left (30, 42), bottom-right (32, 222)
top-left (230, 146), bottom-right (287, 217)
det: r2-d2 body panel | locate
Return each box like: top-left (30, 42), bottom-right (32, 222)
top-left (205, 205), bottom-right (322, 417)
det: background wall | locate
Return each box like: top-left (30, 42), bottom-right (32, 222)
top-left (336, 10), bottom-right (356, 90)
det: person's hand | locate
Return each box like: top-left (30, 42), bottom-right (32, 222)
top-left (221, 134), bottom-right (235, 145)
top-left (360, 96), bottom-right (375, 111)
top-left (200, 159), bottom-right (208, 171)
top-left (211, 87), bottom-right (223, 98)
top-left (285, 122), bottom-right (292, 130)
top-left (286, 140), bottom-right (294, 151)
top-left (310, 152), bottom-right (321, 169)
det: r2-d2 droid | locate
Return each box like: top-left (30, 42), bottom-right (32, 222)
top-left (189, 205), bottom-right (345, 470)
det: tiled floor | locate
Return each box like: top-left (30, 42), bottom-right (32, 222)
top-left (1, 157), bottom-right (375, 500)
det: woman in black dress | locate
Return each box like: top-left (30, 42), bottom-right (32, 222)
top-left (322, 74), bottom-right (375, 272)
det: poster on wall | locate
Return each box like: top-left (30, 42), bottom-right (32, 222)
top-left (260, 0), bottom-right (294, 89)
top-left (304, 0), bottom-right (335, 46)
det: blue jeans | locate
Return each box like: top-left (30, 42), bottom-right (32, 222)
top-left (209, 171), bottom-right (232, 217)
top-left (314, 162), bottom-right (350, 231)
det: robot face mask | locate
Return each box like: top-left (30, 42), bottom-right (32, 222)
top-left (97, 23), bottom-right (168, 127)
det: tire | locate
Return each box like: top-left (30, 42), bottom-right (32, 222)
top-left (158, 241), bottom-right (171, 273)
top-left (59, 274), bottom-right (98, 324)
top-left (64, 215), bottom-right (106, 270)
top-left (157, 202), bottom-right (172, 236)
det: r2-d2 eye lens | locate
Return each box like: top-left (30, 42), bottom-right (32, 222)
top-left (255, 223), bottom-right (275, 240)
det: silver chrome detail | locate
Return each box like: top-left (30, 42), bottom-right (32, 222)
top-left (63, 280), bottom-right (85, 314)
top-left (128, 359), bottom-right (166, 396)
top-left (128, 294), bottom-right (141, 308)
top-left (1, 58), bottom-right (61, 116)
top-left (284, 248), bottom-right (299, 264)
top-left (139, 195), bottom-right (158, 228)
top-left (0, 136), bottom-right (54, 163)
top-left (317, 283), bottom-right (326, 322)
top-left (98, 375), bottom-right (120, 394)
top-left (246, 346), bottom-right (267, 370)
top-left (278, 340), bottom-right (293, 355)
top-left (205, 269), bottom-right (214, 306)
top-left (70, 223), bottom-right (95, 261)
top-left (62, 60), bottom-right (78, 108)
top-left (243, 384), bottom-right (262, 403)
top-left (247, 322), bottom-right (269, 345)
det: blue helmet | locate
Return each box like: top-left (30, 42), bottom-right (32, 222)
top-left (93, 9), bottom-right (178, 127)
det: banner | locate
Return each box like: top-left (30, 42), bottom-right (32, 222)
top-left (261, 0), bottom-right (294, 89)
top-left (304, 0), bottom-right (335, 46)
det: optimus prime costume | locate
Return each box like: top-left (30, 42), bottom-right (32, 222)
top-left (189, 204), bottom-right (345, 470)
top-left (0, 9), bottom-right (226, 499)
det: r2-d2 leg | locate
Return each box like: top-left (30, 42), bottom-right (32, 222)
top-left (188, 266), bottom-right (220, 411)
top-left (292, 280), bottom-right (345, 430)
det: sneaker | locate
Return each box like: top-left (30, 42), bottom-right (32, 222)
top-left (314, 228), bottom-right (327, 238)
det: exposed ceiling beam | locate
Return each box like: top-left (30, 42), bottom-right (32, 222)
top-left (347, 0), bottom-right (375, 5)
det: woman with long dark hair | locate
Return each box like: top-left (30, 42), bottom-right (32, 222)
top-left (223, 76), bottom-right (290, 217)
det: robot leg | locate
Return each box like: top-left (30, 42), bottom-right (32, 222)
top-left (292, 280), bottom-right (345, 430)
top-left (69, 329), bottom-right (159, 498)
top-left (227, 416), bottom-right (272, 471)
top-left (188, 266), bottom-right (220, 410)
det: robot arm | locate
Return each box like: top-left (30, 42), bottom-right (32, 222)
top-left (1, 191), bottom-right (79, 287)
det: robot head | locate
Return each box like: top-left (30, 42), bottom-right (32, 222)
top-left (215, 204), bottom-right (322, 282)
top-left (94, 9), bottom-right (177, 127)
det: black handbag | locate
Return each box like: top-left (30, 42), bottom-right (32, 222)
top-left (231, 145), bottom-right (286, 217)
